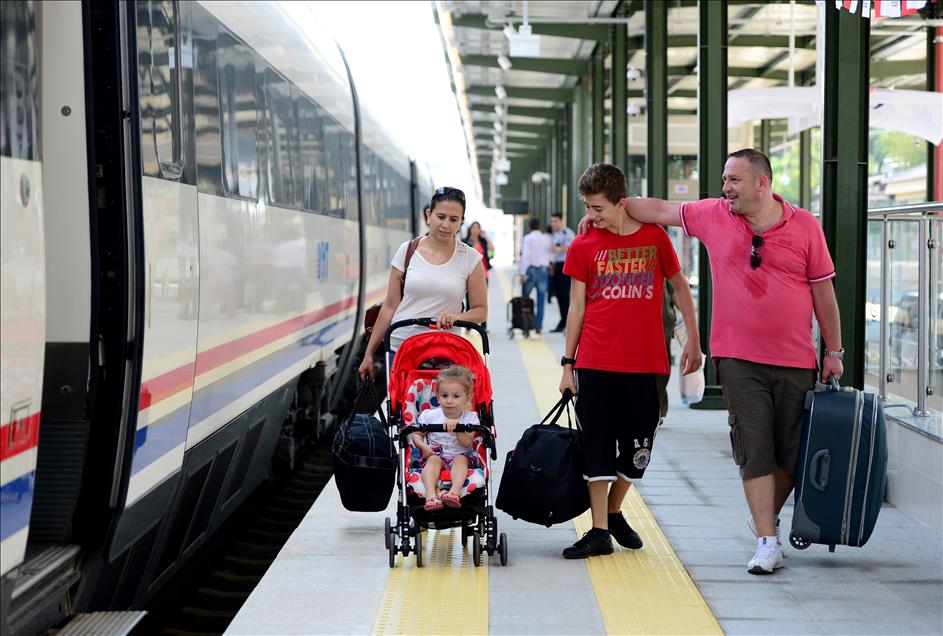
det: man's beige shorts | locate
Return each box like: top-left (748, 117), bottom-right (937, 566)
top-left (716, 358), bottom-right (816, 479)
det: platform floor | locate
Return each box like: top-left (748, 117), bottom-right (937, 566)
top-left (227, 269), bottom-right (943, 636)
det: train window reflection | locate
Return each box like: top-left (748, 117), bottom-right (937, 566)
top-left (217, 32), bottom-right (258, 199)
top-left (264, 69), bottom-right (295, 207)
top-left (0, 1), bottom-right (39, 161)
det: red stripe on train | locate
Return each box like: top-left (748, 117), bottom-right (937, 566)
top-left (0, 412), bottom-right (41, 462)
top-left (138, 290), bottom-right (379, 412)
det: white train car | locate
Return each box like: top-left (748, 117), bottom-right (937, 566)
top-left (0, 2), bottom-right (429, 633)
top-left (0, 0), bottom-right (44, 582)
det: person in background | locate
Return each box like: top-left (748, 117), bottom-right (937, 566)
top-left (656, 279), bottom-right (679, 425)
top-left (549, 212), bottom-right (575, 333)
top-left (463, 221), bottom-right (493, 329)
top-left (519, 218), bottom-right (554, 335)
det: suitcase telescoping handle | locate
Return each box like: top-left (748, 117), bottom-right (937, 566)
top-left (809, 449), bottom-right (832, 492)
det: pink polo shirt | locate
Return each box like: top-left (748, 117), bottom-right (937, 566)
top-left (680, 194), bottom-right (835, 369)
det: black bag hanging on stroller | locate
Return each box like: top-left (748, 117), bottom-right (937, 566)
top-left (333, 379), bottom-right (396, 512)
top-left (495, 390), bottom-right (590, 526)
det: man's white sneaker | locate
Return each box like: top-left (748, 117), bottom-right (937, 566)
top-left (747, 537), bottom-right (784, 575)
top-left (748, 516), bottom-right (786, 558)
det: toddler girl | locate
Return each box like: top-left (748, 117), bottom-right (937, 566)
top-left (412, 365), bottom-right (480, 510)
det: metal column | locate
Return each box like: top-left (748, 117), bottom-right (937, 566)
top-left (556, 121), bottom-right (565, 215)
top-left (799, 128), bottom-right (811, 210)
top-left (821, 5), bottom-right (869, 389)
top-left (692, 0), bottom-right (728, 410)
top-left (646, 0), bottom-right (668, 200)
top-left (759, 119), bottom-right (771, 154)
top-left (592, 51), bottom-right (605, 162)
top-left (611, 23), bottom-right (628, 171)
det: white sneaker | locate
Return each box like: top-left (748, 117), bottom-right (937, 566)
top-left (748, 537), bottom-right (784, 575)
top-left (747, 516), bottom-right (785, 558)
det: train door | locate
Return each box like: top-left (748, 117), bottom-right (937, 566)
top-left (0, 0), bottom-right (44, 583)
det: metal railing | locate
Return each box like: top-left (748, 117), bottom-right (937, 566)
top-left (867, 201), bottom-right (942, 419)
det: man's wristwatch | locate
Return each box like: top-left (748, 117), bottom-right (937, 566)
top-left (825, 347), bottom-right (845, 360)
top-left (561, 356), bottom-right (576, 367)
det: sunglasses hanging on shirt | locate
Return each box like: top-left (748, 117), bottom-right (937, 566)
top-left (750, 235), bottom-right (764, 269)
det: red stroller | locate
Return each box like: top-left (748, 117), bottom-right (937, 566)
top-left (382, 318), bottom-right (507, 567)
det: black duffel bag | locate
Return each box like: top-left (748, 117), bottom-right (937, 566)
top-left (333, 380), bottom-right (396, 512)
top-left (495, 390), bottom-right (589, 526)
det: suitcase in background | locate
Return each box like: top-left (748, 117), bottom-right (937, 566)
top-left (790, 378), bottom-right (887, 552)
top-left (507, 295), bottom-right (536, 338)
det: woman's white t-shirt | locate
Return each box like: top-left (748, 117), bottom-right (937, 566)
top-left (389, 238), bottom-right (482, 350)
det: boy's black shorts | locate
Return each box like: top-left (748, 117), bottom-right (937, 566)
top-left (574, 369), bottom-right (660, 482)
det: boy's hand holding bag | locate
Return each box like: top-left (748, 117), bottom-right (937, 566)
top-left (495, 390), bottom-right (590, 526)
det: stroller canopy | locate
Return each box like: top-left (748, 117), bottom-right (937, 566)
top-left (388, 331), bottom-right (492, 411)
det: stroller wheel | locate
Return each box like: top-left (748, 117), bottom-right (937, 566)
top-left (388, 532), bottom-right (397, 568)
top-left (384, 517), bottom-right (392, 549)
top-left (499, 532), bottom-right (508, 566)
top-left (472, 537), bottom-right (482, 567)
top-left (415, 529), bottom-right (423, 567)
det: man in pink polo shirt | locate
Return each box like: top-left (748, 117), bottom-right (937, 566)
top-left (578, 149), bottom-right (844, 575)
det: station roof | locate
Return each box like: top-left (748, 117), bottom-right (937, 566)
top-left (436, 0), bottom-right (932, 202)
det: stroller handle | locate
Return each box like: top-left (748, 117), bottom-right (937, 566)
top-left (384, 318), bottom-right (490, 355)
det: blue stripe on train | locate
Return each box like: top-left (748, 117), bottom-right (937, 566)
top-left (0, 472), bottom-right (35, 541)
top-left (129, 314), bottom-right (354, 476)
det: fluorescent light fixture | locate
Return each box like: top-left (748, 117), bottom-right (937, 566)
top-left (495, 85), bottom-right (507, 100)
top-left (493, 120), bottom-right (503, 132)
top-left (495, 104), bottom-right (505, 117)
top-left (497, 54), bottom-right (512, 71)
top-left (496, 172), bottom-right (508, 185)
top-left (495, 159), bottom-right (511, 173)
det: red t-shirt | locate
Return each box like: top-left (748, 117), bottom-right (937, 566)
top-left (563, 223), bottom-right (681, 374)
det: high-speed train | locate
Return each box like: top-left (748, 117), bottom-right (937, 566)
top-left (0, 1), bottom-right (432, 632)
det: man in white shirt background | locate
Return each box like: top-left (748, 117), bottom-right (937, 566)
top-left (519, 217), bottom-right (554, 335)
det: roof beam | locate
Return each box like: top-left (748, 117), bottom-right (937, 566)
top-left (461, 54), bottom-right (584, 75)
top-left (506, 122), bottom-right (555, 135)
top-left (466, 85), bottom-right (575, 101)
top-left (450, 13), bottom-right (610, 42)
top-left (470, 103), bottom-right (565, 119)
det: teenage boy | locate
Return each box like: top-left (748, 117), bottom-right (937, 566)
top-left (559, 163), bottom-right (702, 559)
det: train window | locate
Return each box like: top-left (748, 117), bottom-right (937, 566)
top-left (137, 0), bottom-right (183, 180)
top-left (216, 32), bottom-right (258, 199)
top-left (296, 93), bottom-right (326, 214)
top-left (263, 69), bottom-right (295, 207)
top-left (0, 1), bottom-right (39, 161)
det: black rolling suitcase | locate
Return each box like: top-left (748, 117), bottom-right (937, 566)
top-left (333, 380), bottom-right (396, 512)
top-left (790, 378), bottom-right (887, 552)
top-left (507, 293), bottom-right (536, 338)
top-left (495, 391), bottom-right (590, 526)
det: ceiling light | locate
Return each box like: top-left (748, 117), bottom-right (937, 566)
top-left (495, 85), bottom-right (507, 100)
top-left (503, 24), bottom-right (516, 40)
top-left (626, 67), bottom-right (642, 82)
top-left (493, 120), bottom-right (503, 132)
top-left (497, 54), bottom-right (512, 71)
top-left (495, 104), bottom-right (505, 117)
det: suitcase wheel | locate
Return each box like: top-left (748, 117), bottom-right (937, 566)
top-left (789, 532), bottom-right (811, 550)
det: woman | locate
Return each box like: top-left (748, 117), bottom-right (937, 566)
top-left (358, 187), bottom-right (488, 380)
top-left (462, 221), bottom-right (492, 282)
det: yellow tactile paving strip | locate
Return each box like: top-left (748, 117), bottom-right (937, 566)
top-left (373, 527), bottom-right (488, 635)
top-left (507, 269), bottom-right (723, 636)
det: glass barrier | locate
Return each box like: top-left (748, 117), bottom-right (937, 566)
top-left (866, 202), bottom-right (943, 428)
